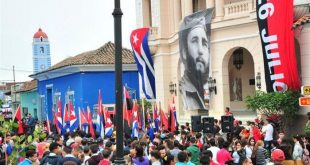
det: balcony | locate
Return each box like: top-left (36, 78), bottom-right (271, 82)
top-left (149, 27), bottom-right (158, 38)
top-left (224, 0), bottom-right (255, 20)
top-left (148, 27), bottom-right (159, 55)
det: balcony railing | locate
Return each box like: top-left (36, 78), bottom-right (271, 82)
top-left (224, 0), bottom-right (255, 19)
top-left (149, 27), bottom-right (158, 37)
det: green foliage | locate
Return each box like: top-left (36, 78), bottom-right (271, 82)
top-left (305, 121), bottom-right (310, 136)
top-left (245, 90), bottom-right (301, 128)
top-left (0, 119), bottom-right (46, 164)
top-left (245, 90), bottom-right (300, 115)
top-left (0, 99), bottom-right (3, 108)
top-left (137, 99), bottom-right (152, 112)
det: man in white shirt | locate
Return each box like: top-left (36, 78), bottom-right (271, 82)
top-left (262, 119), bottom-right (274, 155)
top-left (207, 138), bottom-right (220, 163)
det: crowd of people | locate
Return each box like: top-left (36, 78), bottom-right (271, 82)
top-left (0, 110), bottom-right (310, 165)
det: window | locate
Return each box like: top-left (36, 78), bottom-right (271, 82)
top-left (40, 95), bottom-right (45, 120)
top-left (40, 47), bottom-right (44, 54)
top-left (53, 92), bottom-right (61, 114)
top-left (34, 108), bottom-right (37, 119)
top-left (193, 0), bottom-right (199, 13)
top-left (192, 0), bottom-right (205, 13)
top-left (40, 37), bottom-right (43, 42)
top-left (93, 105), bottom-right (98, 120)
top-left (66, 91), bottom-right (74, 104)
top-left (22, 107), bottom-right (28, 116)
top-left (66, 90), bottom-right (75, 117)
top-left (148, 0), bottom-right (152, 27)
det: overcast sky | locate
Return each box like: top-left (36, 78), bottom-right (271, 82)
top-left (0, 0), bottom-right (137, 82)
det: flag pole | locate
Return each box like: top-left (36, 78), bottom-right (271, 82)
top-left (141, 98), bottom-right (146, 132)
top-left (78, 107), bottom-right (81, 130)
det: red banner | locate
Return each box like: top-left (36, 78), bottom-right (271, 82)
top-left (256, 0), bottom-right (300, 92)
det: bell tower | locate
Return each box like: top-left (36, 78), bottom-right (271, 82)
top-left (32, 28), bottom-right (51, 73)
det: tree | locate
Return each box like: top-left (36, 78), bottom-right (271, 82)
top-left (137, 99), bottom-right (152, 112)
top-left (245, 90), bottom-right (300, 130)
top-left (0, 117), bottom-right (46, 164)
top-left (0, 99), bottom-right (3, 108)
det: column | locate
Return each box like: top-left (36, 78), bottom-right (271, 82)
top-left (174, 0), bottom-right (182, 32)
top-left (183, 0), bottom-right (193, 17)
top-left (206, 0), bottom-right (215, 9)
top-left (215, 0), bottom-right (224, 18)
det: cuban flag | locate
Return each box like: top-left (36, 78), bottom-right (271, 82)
top-left (79, 107), bottom-right (88, 133)
top-left (87, 106), bottom-right (95, 138)
top-left (170, 97), bottom-right (178, 132)
top-left (56, 98), bottom-right (63, 135)
top-left (153, 102), bottom-right (160, 132)
top-left (96, 90), bottom-right (105, 138)
top-left (68, 102), bottom-right (78, 132)
top-left (130, 28), bottom-right (156, 99)
top-left (104, 108), bottom-right (113, 137)
top-left (131, 101), bottom-right (139, 139)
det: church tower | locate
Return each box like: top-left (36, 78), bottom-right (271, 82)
top-left (33, 28), bottom-right (51, 73)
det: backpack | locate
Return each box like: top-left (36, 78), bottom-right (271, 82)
top-left (41, 155), bottom-right (62, 165)
top-left (302, 148), bottom-right (310, 164)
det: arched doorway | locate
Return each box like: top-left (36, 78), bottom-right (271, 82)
top-left (223, 47), bottom-right (257, 119)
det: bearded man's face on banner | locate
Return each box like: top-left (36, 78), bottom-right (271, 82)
top-left (186, 25), bottom-right (209, 80)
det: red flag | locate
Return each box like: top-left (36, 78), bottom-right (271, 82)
top-left (79, 107), bottom-right (88, 128)
top-left (123, 86), bottom-right (131, 126)
top-left (14, 105), bottom-right (24, 134)
top-left (170, 107), bottom-right (176, 132)
top-left (159, 103), bottom-right (169, 131)
top-left (53, 111), bottom-right (60, 134)
top-left (87, 106), bottom-right (95, 138)
top-left (64, 103), bottom-right (70, 123)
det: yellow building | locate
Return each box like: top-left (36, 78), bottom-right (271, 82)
top-left (135, 0), bottom-right (310, 128)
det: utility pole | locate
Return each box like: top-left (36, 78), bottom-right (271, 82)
top-left (113, 0), bottom-right (125, 164)
top-left (13, 65), bottom-right (17, 112)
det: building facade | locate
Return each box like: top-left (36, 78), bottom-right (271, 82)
top-left (30, 42), bottom-right (140, 123)
top-left (33, 28), bottom-right (51, 73)
top-left (18, 80), bottom-right (39, 120)
top-left (135, 0), bottom-right (310, 127)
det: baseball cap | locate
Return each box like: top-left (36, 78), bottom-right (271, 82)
top-left (271, 149), bottom-right (285, 161)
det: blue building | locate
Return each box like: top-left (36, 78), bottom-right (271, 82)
top-left (33, 28), bottom-right (51, 73)
top-left (30, 42), bottom-right (139, 122)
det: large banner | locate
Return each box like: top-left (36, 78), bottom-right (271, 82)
top-left (179, 9), bottom-right (213, 111)
top-left (256, 0), bottom-right (300, 92)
